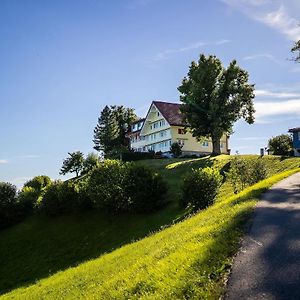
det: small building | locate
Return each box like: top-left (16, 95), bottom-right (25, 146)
top-left (288, 127), bottom-right (300, 157)
top-left (126, 100), bottom-right (229, 156)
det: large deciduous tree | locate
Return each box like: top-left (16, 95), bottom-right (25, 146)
top-left (93, 105), bottom-right (137, 157)
top-left (178, 54), bottom-right (255, 155)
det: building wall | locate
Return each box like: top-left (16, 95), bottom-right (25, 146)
top-left (292, 131), bottom-right (300, 156)
top-left (170, 126), bottom-right (228, 154)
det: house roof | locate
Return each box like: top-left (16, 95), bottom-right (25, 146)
top-left (288, 127), bottom-right (300, 132)
top-left (152, 101), bottom-right (185, 126)
top-left (131, 118), bottom-right (145, 125)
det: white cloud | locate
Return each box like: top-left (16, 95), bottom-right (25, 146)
top-left (0, 159), bottom-right (8, 164)
top-left (255, 89), bottom-right (300, 98)
top-left (154, 39), bottom-right (230, 61)
top-left (255, 99), bottom-right (300, 119)
top-left (222, 1), bottom-right (300, 41)
top-left (243, 53), bottom-right (282, 65)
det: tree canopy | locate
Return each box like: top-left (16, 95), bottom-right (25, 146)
top-left (93, 105), bottom-right (137, 157)
top-left (291, 40), bottom-right (300, 62)
top-left (268, 134), bottom-right (293, 156)
top-left (178, 54), bottom-right (255, 155)
top-left (60, 151), bottom-right (84, 177)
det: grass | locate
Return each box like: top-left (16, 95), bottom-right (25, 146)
top-left (1, 168), bottom-right (299, 299)
top-left (0, 155), bottom-right (299, 297)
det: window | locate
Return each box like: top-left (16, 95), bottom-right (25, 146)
top-left (153, 122), bottom-right (159, 129)
top-left (157, 112), bottom-right (160, 116)
top-left (150, 125), bottom-right (153, 130)
top-left (220, 142), bottom-right (223, 148)
top-left (202, 141), bottom-right (209, 147)
top-left (178, 139), bottom-right (185, 146)
top-left (178, 128), bottom-right (186, 135)
top-left (159, 120), bottom-right (165, 127)
top-left (298, 132), bottom-right (300, 140)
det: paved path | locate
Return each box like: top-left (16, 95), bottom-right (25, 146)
top-left (226, 172), bottom-right (300, 300)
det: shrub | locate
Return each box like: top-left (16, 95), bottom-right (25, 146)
top-left (268, 134), bottom-right (293, 156)
top-left (24, 175), bottom-right (51, 192)
top-left (88, 160), bottom-right (168, 213)
top-left (181, 167), bottom-right (222, 211)
top-left (20, 175), bottom-right (52, 212)
top-left (83, 153), bottom-right (101, 173)
top-left (41, 180), bottom-right (91, 216)
top-left (226, 157), bottom-right (268, 193)
top-left (0, 182), bottom-right (19, 228)
top-left (125, 164), bottom-right (168, 212)
top-left (170, 142), bottom-right (182, 158)
top-left (121, 151), bottom-right (155, 162)
top-left (88, 160), bottom-right (128, 212)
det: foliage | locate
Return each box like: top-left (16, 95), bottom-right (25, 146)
top-left (1, 156), bottom-right (299, 296)
top-left (170, 142), bottom-right (182, 158)
top-left (125, 164), bottom-right (168, 212)
top-left (226, 156), bottom-right (268, 193)
top-left (88, 160), bottom-right (168, 213)
top-left (0, 182), bottom-right (19, 229)
top-left (60, 151), bottom-right (85, 177)
top-left (88, 160), bottom-right (128, 212)
top-left (24, 175), bottom-right (51, 192)
top-left (268, 134), bottom-right (293, 156)
top-left (181, 167), bottom-right (222, 210)
top-left (121, 150), bottom-right (155, 162)
top-left (93, 105), bottom-right (137, 157)
top-left (178, 54), bottom-right (255, 155)
top-left (83, 152), bottom-right (101, 173)
top-left (291, 40), bottom-right (300, 62)
top-left (41, 180), bottom-right (91, 216)
top-left (4, 166), bottom-right (298, 300)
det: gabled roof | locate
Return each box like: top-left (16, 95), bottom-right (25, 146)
top-left (288, 127), bottom-right (300, 132)
top-left (152, 101), bottom-right (185, 126)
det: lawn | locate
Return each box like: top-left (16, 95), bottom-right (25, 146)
top-left (1, 168), bottom-right (299, 299)
top-left (0, 155), bottom-right (299, 297)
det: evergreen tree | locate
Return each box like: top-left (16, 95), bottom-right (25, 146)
top-left (93, 105), bottom-right (137, 156)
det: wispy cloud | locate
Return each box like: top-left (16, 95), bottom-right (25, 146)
top-left (255, 89), bottom-right (300, 98)
top-left (154, 39), bottom-right (230, 61)
top-left (243, 53), bottom-right (282, 65)
top-left (0, 159), bottom-right (8, 164)
top-left (255, 99), bottom-right (300, 121)
top-left (222, 1), bottom-right (300, 41)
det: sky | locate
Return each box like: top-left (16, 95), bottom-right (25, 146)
top-left (1, 0), bottom-right (300, 187)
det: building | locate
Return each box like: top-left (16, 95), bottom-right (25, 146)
top-left (127, 101), bottom-right (229, 155)
top-left (288, 127), bottom-right (300, 157)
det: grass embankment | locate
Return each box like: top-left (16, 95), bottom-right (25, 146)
top-left (2, 168), bottom-right (299, 299)
top-left (0, 155), bottom-right (299, 296)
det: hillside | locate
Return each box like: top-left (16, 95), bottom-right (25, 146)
top-left (0, 155), bottom-right (299, 298)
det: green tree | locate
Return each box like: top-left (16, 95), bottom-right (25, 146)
top-left (291, 40), bottom-right (300, 62)
top-left (170, 142), bottom-right (182, 158)
top-left (83, 152), bottom-right (101, 173)
top-left (60, 151), bottom-right (84, 177)
top-left (93, 105), bottom-right (137, 157)
top-left (268, 134), bottom-right (293, 156)
top-left (178, 54), bottom-right (255, 155)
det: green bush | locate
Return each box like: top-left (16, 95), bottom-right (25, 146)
top-left (226, 156), bottom-right (268, 193)
top-left (268, 134), bottom-right (293, 156)
top-left (181, 167), bottom-right (222, 211)
top-left (0, 182), bottom-right (19, 228)
top-left (24, 175), bottom-right (51, 192)
top-left (121, 151), bottom-right (155, 162)
top-left (88, 160), bottom-right (128, 212)
top-left (170, 142), bottom-right (182, 158)
top-left (41, 180), bottom-right (91, 216)
top-left (88, 160), bottom-right (168, 213)
top-left (125, 164), bottom-right (168, 212)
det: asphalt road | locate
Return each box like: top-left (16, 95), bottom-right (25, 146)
top-left (226, 172), bottom-right (300, 300)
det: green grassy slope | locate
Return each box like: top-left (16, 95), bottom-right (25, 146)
top-left (0, 155), bottom-right (299, 296)
top-left (2, 168), bottom-right (299, 299)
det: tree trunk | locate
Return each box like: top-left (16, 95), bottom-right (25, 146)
top-left (212, 134), bottom-right (221, 156)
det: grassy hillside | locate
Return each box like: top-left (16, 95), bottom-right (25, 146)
top-left (2, 168), bottom-right (299, 299)
top-left (0, 155), bottom-right (299, 297)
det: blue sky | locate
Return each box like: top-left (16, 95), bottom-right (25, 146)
top-left (1, 0), bottom-right (300, 187)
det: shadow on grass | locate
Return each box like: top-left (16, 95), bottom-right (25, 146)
top-left (0, 203), bottom-right (187, 295)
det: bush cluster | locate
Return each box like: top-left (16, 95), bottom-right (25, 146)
top-left (88, 160), bottom-right (167, 213)
top-left (226, 156), bottom-right (268, 194)
top-left (181, 167), bottom-right (222, 211)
